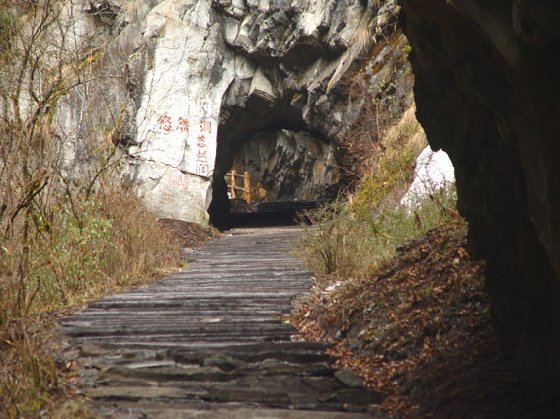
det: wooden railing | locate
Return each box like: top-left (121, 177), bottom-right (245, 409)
top-left (226, 170), bottom-right (252, 203)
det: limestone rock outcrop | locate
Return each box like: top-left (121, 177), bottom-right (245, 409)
top-left (400, 146), bottom-right (454, 209)
top-left (51, 0), bottom-right (402, 225)
top-left (232, 129), bottom-right (338, 202)
top-left (399, 0), bottom-right (560, 393)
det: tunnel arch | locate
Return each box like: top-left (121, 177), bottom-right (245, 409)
top-left (208, 94), bottom-right (340, 230)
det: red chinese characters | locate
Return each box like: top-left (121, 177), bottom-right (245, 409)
top-left (177, 116), bottom-right (189, 132)
top-left (155, 114), bottom-right (189, 133)
top-left (157, 114), bottom-right (172, 132)
top-left (196, 120), bottom-right (211, 177)
top-left (155, 114), bottom-right (213, 177)
top-left (196, 135), bottom-right (206, 148)
top-left (169, 171), bottom-right (188, 191)
top-left (199, 120), bottom-right (212, 134)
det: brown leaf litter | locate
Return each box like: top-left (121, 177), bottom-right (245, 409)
top-left (291, 224), bottom-right (558, 418)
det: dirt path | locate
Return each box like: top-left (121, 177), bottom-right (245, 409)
top-left (60, 227), bottom-right (385, 418)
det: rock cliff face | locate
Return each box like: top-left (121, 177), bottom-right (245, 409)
top-left (232, 129), bottom-right (338, 202)
top-left (399, 0), bottom-right (560, 393)
top-left (53, 0), bottom-right (401, 225)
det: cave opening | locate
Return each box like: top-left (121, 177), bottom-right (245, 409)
top-left (208, 96), bottom-right (340, 230)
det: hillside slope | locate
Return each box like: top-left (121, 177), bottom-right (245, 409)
top-left (292, 224), bottom-right (556, 417)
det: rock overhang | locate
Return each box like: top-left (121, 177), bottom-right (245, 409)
top-left (399, 0), bottom-right (560, 395)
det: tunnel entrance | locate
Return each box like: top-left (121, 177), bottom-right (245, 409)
top-left (208, 96), bottom-right (340, 230)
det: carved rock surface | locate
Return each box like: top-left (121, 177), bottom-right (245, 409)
top-left (53, 0), bottom-right (401, 225)
top-left (399, 0), bottom-right (560, 393)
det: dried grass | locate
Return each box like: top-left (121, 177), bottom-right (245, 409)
top-left (0, 184), bottom-right (182, 416)
top-left (296, 106), bottom-right (460, 281)
top-left (0, 3), bottom-right (183, 415)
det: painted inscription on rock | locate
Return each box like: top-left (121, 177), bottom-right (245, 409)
top-left (196, 120), bottom-right (212, 177)
top-left (155, 114), bottom-right (190, 134)
top-left (135, 37), bottom-right (221, 180)
top-left (130, 0), bottom-right (236, 223)
top-left (148, 112), bottom-right (216, 178)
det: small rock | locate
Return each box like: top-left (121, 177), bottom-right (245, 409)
top-left (79, 343), bottom-right (105, 357)
top-left (335, 368), bottom-right (364, 388)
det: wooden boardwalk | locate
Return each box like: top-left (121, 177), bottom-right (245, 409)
top-left (60, 227), bottom-right (385, 418)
